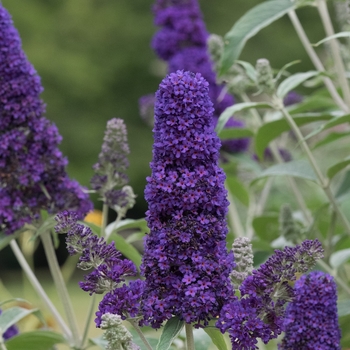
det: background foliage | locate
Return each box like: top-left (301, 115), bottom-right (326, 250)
top-left (1, 0), bottom-right (321, 217)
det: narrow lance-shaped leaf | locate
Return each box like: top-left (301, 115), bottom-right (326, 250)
top-left (304, 113), bottom-right (350, 141)
top-left (107, 232), bottom-right (142, 271)
top-left (5, 330), bottom-right (67, 350)
top-left (327, 156), bottom-right (350, 180)
top-left (216, 102), bottom-right (272, 134)
top-left (277, 71), bottom-right (320, 99)
top-left (218, 127), bottom-right (254, 140)
top-left (219, 0), bottom-right (296, 75)
top-left (156, 316), bottom-right (184, 350)
top-left (255, 113), bottom-right (333, 160)
top-left (225, 176), bottom-right (250, 207)
top-left (203, 327), bottom-right (229, 350)
top-left (313, 31), bottom-right (350, 47)
top-left (329, 248), bottom-right (350, 269)
top-left (312, 131), bottom-right (350, 150)
top-left (251, 160), bottom-right (318, 186)
top-left (0, 307), bottom-right (42, 334)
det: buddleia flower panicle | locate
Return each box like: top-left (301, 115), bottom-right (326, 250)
top-left (230, 237), bottom-right (254, 289)
top-left (91, 118), bottom-right (136, 217)
top-left (144, 0), bottom-right (249, 155)
top-left (141, 70), bottom-right (235, 329)
top-left (279, 271), bottom-right (341, 350)
top-left (100, 313), bottom-right (140, 350)
top-left (217, 239), bottom-right (324, 350)
top-left (0, 5), bottom-right (92, 234)
top-left (55, 211), bottom-right (144, 327)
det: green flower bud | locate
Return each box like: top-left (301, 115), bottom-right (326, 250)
top-left (255, 58), bottom-right (275, 95)
top-left (101, 313), bottom-right (140, 350)
top-left (230, 237), bottom-right (254, 289)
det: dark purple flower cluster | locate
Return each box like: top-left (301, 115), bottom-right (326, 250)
top-left (141, 71), bottom-right (235, 328)
top-left (283, 91), bottom-right (303, 107)
top-left (96, 280), bottom-right (145, 326)
top-left (0, 309), bottom-right (18, 340)
top-left (279, 271), bottom-right (341, 350)
top-left (149, 0), bottom-right (249, 154)
top-left (0, 5), bottom-right (92, 234)
top-left (217, 239), bottom-right (324, 349)
top-left (55, 211), bottom-right (143, 326)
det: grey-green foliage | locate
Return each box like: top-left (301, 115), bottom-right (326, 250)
top-left (100, 313), bottom-right (140, 350)
top-left (230, 237), bottom-right (254, 289)
top-left (255, 58), bottom-right (275, 95)
top-left (279, 204), bottom-right (304, 244)
top-left (207, 34), bottom-right (253, 95)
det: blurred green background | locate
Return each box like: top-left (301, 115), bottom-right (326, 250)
top-left (2, 0), bottom-right (324, 217)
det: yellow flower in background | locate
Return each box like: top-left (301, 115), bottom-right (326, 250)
top-left (84, 210), bottom-right (103, 227)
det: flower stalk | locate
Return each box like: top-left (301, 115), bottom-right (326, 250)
top-left (279, 104), bottom-right (350, 236)
top-left (40, 232), bottom-right (81, 347)
top-left (287, 9), bottom-right (349, 112)
top-left (9, 240), bottom-right (73, 342)
top-left (316, 0), bottom-right (350, 107)
top-left (185, 323), bottom-right (195, 350)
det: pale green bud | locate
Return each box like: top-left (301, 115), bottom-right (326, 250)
top-left (230, 237), bottom-right (254, 289)
top-left (207, 34), bottom-right (224, 69)
top-left (101, 313), bottom-right (140, 350)
top-left (256, 58), bottom-right (275, 95)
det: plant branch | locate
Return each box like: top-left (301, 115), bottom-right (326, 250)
top-left (101, 203), bottom-right (109, 237)
top-left (41, 232), bottom-right (81, 347)
top-left (185, 323), bottom-right (195, 350)
top-left (80, 294), bottom-right (96, 349)
top-left (288, 10), bottom-right (349, 112)
top-left (9, 240), bottom-right (72, 342)
top-left (240, 93), bottom-right (312, 224)
top-left (316, 0), bottom-right (350, 107)
top-left (128, 318), bottom-right (153, 350)
top-left (225, 183), bottom-right (245, 238)
top-left (280, 105), bottom-right (350, 236)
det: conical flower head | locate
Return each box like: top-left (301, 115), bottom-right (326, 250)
top-left (141, 70), bottom-right (235, 328)
top-left (0, 5), bottom-right (92, 234)
top-left (279, 271), bottom-right (341, 350)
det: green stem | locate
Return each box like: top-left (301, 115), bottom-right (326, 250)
top-left (0, 340), bottom-right (8, 350)
top-left (185, 323), bottom-right (195, 350)
top-left (316, 0), bottom-right (350, 107)
top-left (101, 203), bottom-right (109, 237)
top-left (325, 211), bottom-right (337, 262)
top-left (128, 318), bottom-right (153, 350)
top-left (80, 294), bottom-right (96, 349)
top-left (317, 259), bottom-right (350, 296)
top-left (225, 183), bottom-right (245, 238)
top-left (288, 10), bottom-right (349, 112)
top-left (280, 105), bottom-right (350, 236)
top-left (9, 240), bottom-right (72, 342)
top-left (41, 232), bottom-right (81, 347)
top-left (240, 93), bottom-right (312, 224)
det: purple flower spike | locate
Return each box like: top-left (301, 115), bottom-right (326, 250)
top-left (279, 271), bottom-right (341, 350)
top-left (149, 0), bottom-right (249, 154)
top-left (217, 239), bottom-right (324, 349)
top-left (141, 70), bottom-right (235, 328)
top-left (0, 5), bottom-right (92, 234)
